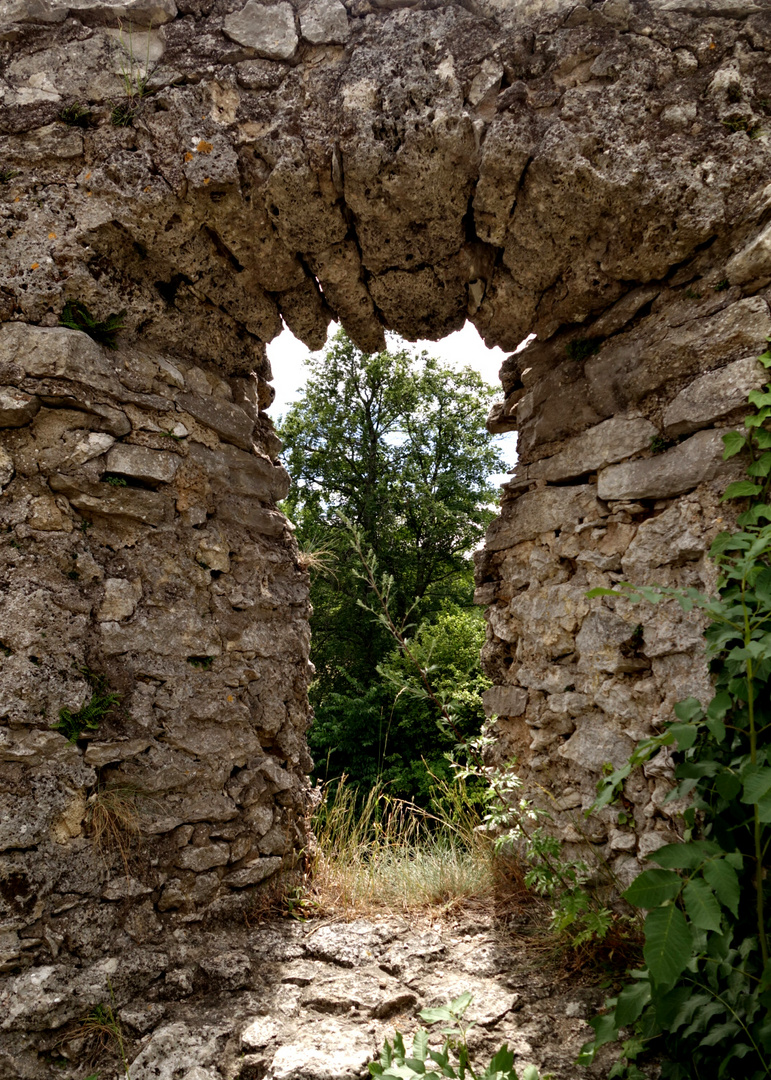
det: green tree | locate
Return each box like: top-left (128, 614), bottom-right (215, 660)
top-left (279, 330), bottom-right (508, 797)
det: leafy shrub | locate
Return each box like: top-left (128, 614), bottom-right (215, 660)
top-left (59, 301), bottom-right (126, 349)
top-left (371, 992), bottom-right (541, 1080)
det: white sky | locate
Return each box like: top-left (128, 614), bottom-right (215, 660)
top-left (266, 320), bottom-right (518, 486)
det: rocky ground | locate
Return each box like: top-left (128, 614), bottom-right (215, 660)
top-left (24, 907), bottom-right (650, 1080)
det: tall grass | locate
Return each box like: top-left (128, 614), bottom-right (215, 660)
top-left (309, 776), bottom-right (499, 917)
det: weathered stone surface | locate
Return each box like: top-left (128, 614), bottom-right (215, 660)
top-left (177, 393), bottom-right (255, 452)
top-left (663, 356), bottom-right (766, 437)
top-left (559, 716), bottom-right (635, 773)
top-left (481, 686), bottom-right (527, 718)
top-left (224, 855), bottom-right (283, 887)
top-left (486, 487), bottom-right (600, 551)
top-left (0, 387), bottom-right (40, 427)
top-left (597, 429), bottom-right (734, 501)
top-left (527, 417), bottom-right (657, 483)
top-left (105, 444), bottom-right (179, 485)
top-left (223, 1), bottom-right (298, 59)
top-left (300, 0), bottom-right (349, 43)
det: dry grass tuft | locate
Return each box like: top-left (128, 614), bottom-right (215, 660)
top-left (86, 785), bottom-right (144, 875)
top-left (308, 777), bottom-right (499, 919)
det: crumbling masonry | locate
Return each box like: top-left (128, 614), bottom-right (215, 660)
top-left (2, 0), bottom-right (771, 1073)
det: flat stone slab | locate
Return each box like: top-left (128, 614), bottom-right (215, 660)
top-left (663, 356), bottom-right (766, 437)
top-left (527, 416), bottom-right (656, 482)
top-left (486, 485), bottom-right (601, 550)
top-left (597, 429), bottom-right (735, 501)
top-left (223, 1), bottom-right (298, 59)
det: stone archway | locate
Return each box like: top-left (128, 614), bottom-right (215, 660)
top-left (2, 0), bottom-right (771, 1065)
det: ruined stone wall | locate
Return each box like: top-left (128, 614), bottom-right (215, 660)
top-left (2, 0), bottom-right (771, 1071)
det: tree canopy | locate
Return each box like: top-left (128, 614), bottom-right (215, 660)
top-left (279, 330), bottom-right (508, 798)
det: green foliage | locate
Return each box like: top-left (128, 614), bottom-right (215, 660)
top-left (111, 102), bottom-right (136, 127)
top-left (581, 342), bottom-right (771, 1080)
top-left (58, 103), bottom-right (93, 128)
top-left (55, 669), bottom-right (121, 742)
top-left (0, 168), bottom-right (21, 184)
top-left (186, 655), bottom-right (213, 670)
top-left (565, 337), bottom-right (603, 362)
top-left (104, 474), bottom-right (127, 487)
top-left (650, 435), bottom-right (674, 455)
top-left (370, 992), bottom-right (541, 1080)
top-left (714, 279), bottom-right (730, 293)
top-left (722, 116), bottom-right (763, 137)
top-left (59, 301), bottom-right (126, 350)
top-left (280, 330), bottom-right (507, 799)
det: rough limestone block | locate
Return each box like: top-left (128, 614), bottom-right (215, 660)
top-left (485, 485), bottom-right (601, 551)
top-left (64, 432), bottom-right (115, 468)
top-left (597, 429), bottom-right (734, 501)
top-left (176, 843), bottom-right (230, 872)
top-left (663, 356), bottom-right (766, 437)
top-left (0, 448), bottom-right (14, 490)
top-left (98, 577), bottom-right (142, 621)
top-left (105, 444), bottom-right (179, 485)
top-left (528, 416), bottom-right (657, 482)
top-left (0, 388), bottom-right (40, 427)
top-left (224, 855), bottom-right (283, 887)
top-left (178, 392), bottom-right (255, 452)
top-left (558, 715), bottom-right (635, 772)
top-left (223, 1), bottom-right (298, 59)
top-left (83, 737), bottom-right (152, 767)
top-left (300, 0), bottom-right (349, 43)
top-left (49, 474), bottom-right (173, 525)
top-left (481, 685), bottom-right (527, 717)
top-left (727, 220), bottom-right (771, 285)
top-left (0, 324), bottom-right (119, 393)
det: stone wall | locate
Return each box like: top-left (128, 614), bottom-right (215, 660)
top-left (0, 322), bottom-right (312, 974)
top-left (2, 0), bottom-right (771, 1071)
top-left (478, 282), bottom-right (771, 885)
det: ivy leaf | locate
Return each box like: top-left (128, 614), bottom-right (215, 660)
top-left (758, 348), bottom-right (771, 368)
top-left (721, 430), bottom-right (747, 459)
top-left (683, 878), bottom-right (723, 932)
top-left (748, 389), bottom-right (771, 409)
top-left (487, 1046), bottom-right (515, 1075)
top-left (643, 905), bottom-right (694, 987)
top-left (703, 860), bottom-right (740, 918)
top-left (721, 481), bottom-right (762, 501)
top-left (714, 771), bottom-right (741, 799)
top-left (623, 869), bottom-right (683, 909)
top-left (747, 452), bottom-right (771, 477)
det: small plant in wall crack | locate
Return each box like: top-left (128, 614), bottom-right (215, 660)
top-left (55, 668), bottom-right (121, 742)
top-left (371, 991), bottom-right (542, 1080)
top-left (59, 301), bottom-right (126, 350)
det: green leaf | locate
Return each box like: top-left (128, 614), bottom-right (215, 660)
top-left (683, 877), bottom-right (723, 932)
top-left (521, 1067), bottom-right (540, 1080)
top-left (667, 722), bottom-right (698, 749)
top-left (643, 905), bottom-right (694, 986)
top-left (703, 860), bottom-right (741, 918)
top-left (673, 697), bottom-right (703, 722)
top-left (419, 1006), bottom-right (453, 1024)
top-left (714, 771), bottom-right (741, 799)
top-left (741, 764), bottom-right (771, 804)
top-left (585, 1011), bottom-right (620, 1053)
top-left (748, 389), bottom-right (771, 409)
top-left (758, 349), bottom-right (771, 368)
top-left (448, 991), bottom-right (473, 1018)
top-left (412, 1030), bottom-right (429, 1061)
top-left (721, 481), bottom-right (762, 501)
top-left (648, 842), bottom-right (715, 870)
top-left (722, 430), bottom-right (747, 459)
top-left (623, 869), bottom-right (683, 908)
top-left (586, 587), bottom-right (624, 598)
top-left (487, 1046), bottom-right (515, 1075)
top-left (747, 452), bottom-right (771, 477)
top-left (614, 980), bottom-right (652, 1028)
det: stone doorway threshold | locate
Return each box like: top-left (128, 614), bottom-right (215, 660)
top-left (117, 912), bottom-right (641, 1080)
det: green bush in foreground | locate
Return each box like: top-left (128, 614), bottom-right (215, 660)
top-left (371, 992), bottom-right (541, 1080)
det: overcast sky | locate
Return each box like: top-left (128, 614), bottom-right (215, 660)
top-left (265, 320), bottom-right (519, 486)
